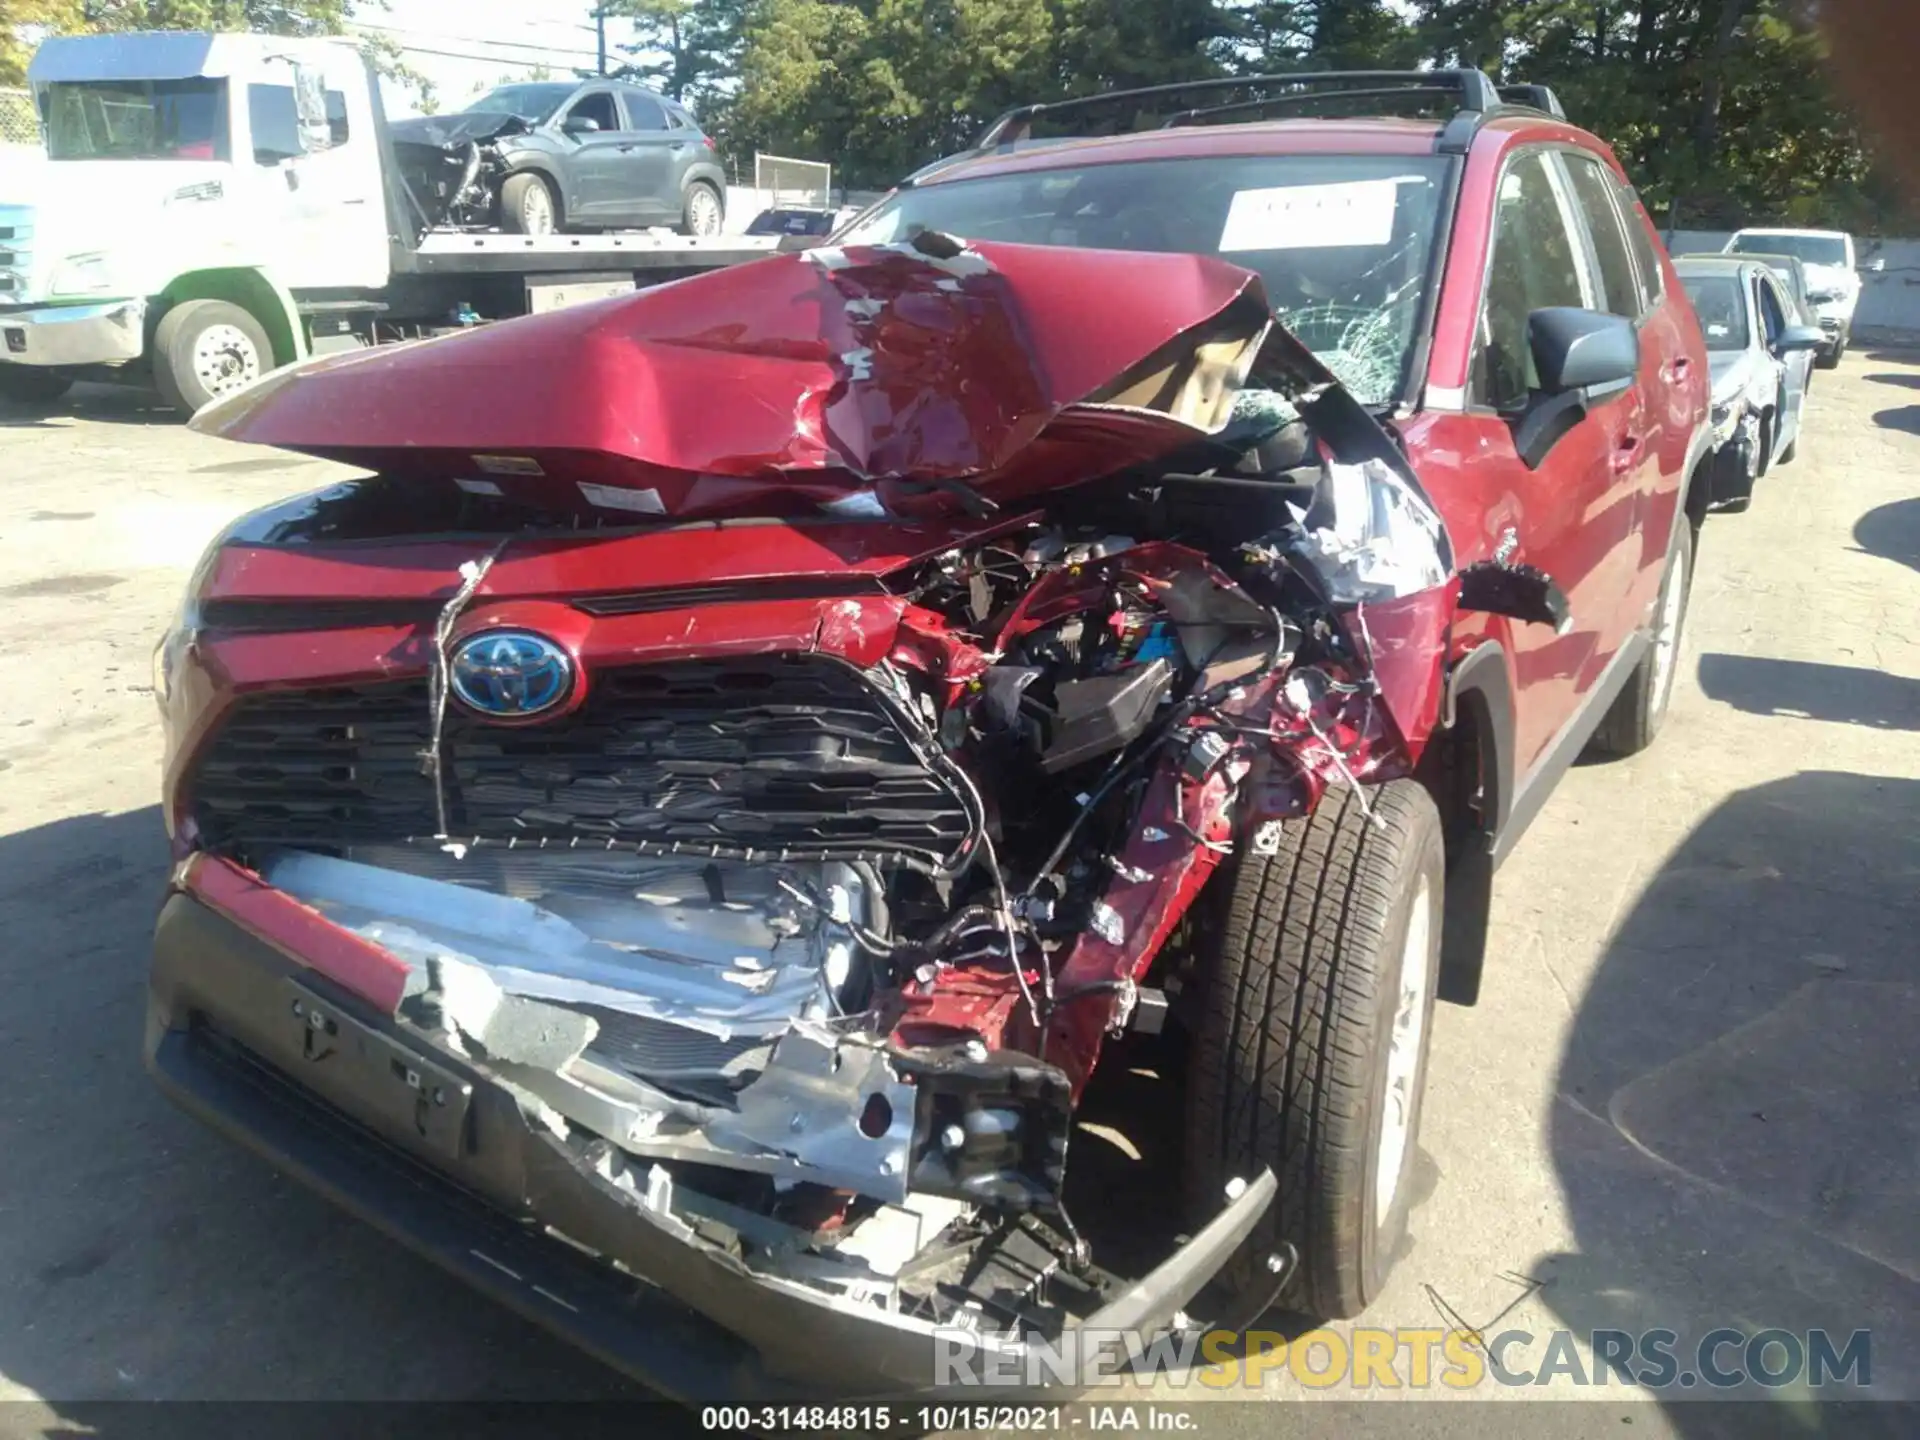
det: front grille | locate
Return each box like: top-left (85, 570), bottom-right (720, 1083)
top-left (191, 655), bottom-right (971, 868)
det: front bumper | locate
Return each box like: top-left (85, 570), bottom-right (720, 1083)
top-left (0, 297), bottom-right (147, 367)
top-left (147, 890), bottom-right (1277, 1400)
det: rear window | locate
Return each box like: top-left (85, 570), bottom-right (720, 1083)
top-left (1679, 275), bottom-right (1748, 351)
top-left (1731, 233), bottom-right (1847, 267)
top-left (838, 154), bottom-right (1451, 405)
top-left (44, 78), bottom-right (230, 162)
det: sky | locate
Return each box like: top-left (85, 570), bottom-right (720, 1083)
top-left (354, 0), bottom-right (647, 117)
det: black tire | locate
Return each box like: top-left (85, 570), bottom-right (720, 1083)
top-left (1587, 517), bottom-right (1694, 758)
top-left (0, 368), bottom-right (73, 405)
top-left (1778, 435), bottom-right (1797, 466)
top-left (500, 172), bottom-right (560, 235)
top-left (1184, 779), bottom-right (1445, 1320)
top-left (152, 299), bottom-right (274, 415)
top-left (1753, 411), bottom-right (1774, 479)
top-left (677, 180), bottom-right (724, 237)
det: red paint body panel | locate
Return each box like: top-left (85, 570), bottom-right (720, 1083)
top-left (194, 241), bottom-right (1263, 517)
top-left (186, 854), bottom-right (411, 1015)
top-left (203, 516), bottom-right (1035, 604)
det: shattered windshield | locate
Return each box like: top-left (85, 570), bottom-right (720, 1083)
top-left (1731, 233), bottom-right (1847, 267)
top-left (1680, 275), bottom-right (1749, 351)
top-left (838, 154), bottom-right (1449, 405)
top-left (465, 83), bottom-right (573, 123)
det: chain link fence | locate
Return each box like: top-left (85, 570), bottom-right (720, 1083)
top-left (754, 153), bottom-right (831, 211)
top-left (1, 88), bottom-right (40, 147)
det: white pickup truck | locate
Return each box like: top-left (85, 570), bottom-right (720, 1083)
top-left (0, 31), bottom-right (780, 412)
top-left (1721, 226), bottom-right (1883, 368)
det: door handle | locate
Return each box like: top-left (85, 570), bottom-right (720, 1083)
top-left (617, 143), bottom-right (637, 152)
top-left (1612, 434), bottom-right (1643, 474)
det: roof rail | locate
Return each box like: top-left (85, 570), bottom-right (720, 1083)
top-left (1496, 83), bottom-right (1566, 119)
top-left (975, 69), bottom-right (1504, 148)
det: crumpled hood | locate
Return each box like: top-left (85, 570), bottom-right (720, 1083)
top-left (389, 111), bottom-right (534, 150)
top-left (191, 237), bottom-right (1277, 519)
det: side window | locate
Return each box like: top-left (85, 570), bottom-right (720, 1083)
top-left (1614, 182), bottom-right (1666, 315)
top-left (247, 84), bottom-right (348, 164)
top-left (1473, 150), bottom-right (1591, 411)
top-left (1562, 153), bottom-right (1641, 320)
top-left (566, 91), bottom-right (619, 131)
top-left (248, 84), bottom-right (301, 165)
top-left (1757, 278), bottom-right (1786, 344)
top-left (623, 93), bottom-right (667, 131)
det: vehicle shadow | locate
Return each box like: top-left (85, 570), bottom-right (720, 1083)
top-left (1861, 371), bottom-right (1920, 390)
top-left (1540, 771), bottom-right (1920, 1420)
top-left (0, 807), bottom-right (662, 1411)
top-left (1870, 404), bottom-right (1920, 435)
top-left (1853, 497), bottom-right (1920, 573)
top-left (0, 385), bottom-right (180, 428)
top-left (1694, 653), bottom-right (1920, 731)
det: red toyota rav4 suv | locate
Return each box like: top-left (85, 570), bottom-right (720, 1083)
top-left (146, 72), bottom-right (1710, 1398)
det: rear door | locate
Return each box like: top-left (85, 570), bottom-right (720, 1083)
top-left (1457, 148), bottom-right (1646, 774)
top-left (1754, 270), bottom-right (1807, 444)
top-left (608, 90), bottom-right (679, 226)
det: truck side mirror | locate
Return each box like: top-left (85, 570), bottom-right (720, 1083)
top-left (1865, 257), bottom-right (1886, 274)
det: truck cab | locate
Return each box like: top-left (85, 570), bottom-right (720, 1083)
top-left (1, 33), bottom-right (387, 408)
top-left (1, 31), bottom-right (774, 413)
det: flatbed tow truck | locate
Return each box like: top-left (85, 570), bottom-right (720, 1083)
top-left (0, 31), bottom-right (783, 412)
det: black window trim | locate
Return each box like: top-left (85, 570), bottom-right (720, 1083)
top-left (1557, 148), bottom-right (1654, 327)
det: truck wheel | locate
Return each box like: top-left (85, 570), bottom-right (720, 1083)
top-left (1183, 779), bottom-right (1445, 1320)
top-left (501, 173), bottom-right (558, 235)
top-left (1588, 516), bottom-right (1693, 758)
top-left (0, 368), bottom-right (73, 406)
top-left (678, 181), bottom-right (724, 237)
top-left (153, 300), bottom-right (272, 415)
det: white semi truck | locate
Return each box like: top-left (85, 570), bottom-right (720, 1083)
top-left (0, 32), bottom-right (781, 412)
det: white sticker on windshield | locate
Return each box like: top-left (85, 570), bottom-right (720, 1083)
top-left (1220, 179), bottom-right (1402, 252)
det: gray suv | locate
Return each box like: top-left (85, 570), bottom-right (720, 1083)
top-left (390, 80), bottom-right (728, 236)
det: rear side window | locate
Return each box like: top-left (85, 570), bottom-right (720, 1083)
top-left (623, 93), bottom-right (667, 131)
top-left (1613, 183), bottom-right (1666, 315)
top-left (1561, 153), bottom-right (1640, 320)
top-left (1473, 150), bottom-right (1590, 411)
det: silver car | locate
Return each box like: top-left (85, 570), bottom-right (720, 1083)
top-left (390, 80), bottom-right (729, 236)
top-left (1674, 256), bottom-right (1823, 513)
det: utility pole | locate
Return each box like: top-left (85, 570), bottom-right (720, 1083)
top-left (595, 5), bottom-right (608, 76)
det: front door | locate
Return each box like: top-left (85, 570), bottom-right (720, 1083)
top-left (1457, 148), bottom-right (1647, 775)
top-left (556, 89), bottom-right (629, 221)
top-left (243, 59), bottom-right (387, 290)
top-left (604, 90), bottom-right (680, 227)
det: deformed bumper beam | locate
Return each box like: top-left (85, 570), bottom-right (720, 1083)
top-left (148, 891), bottom-right (1280, 1398)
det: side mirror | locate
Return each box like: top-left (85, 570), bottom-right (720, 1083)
top-left (1513, 308), bottom-right (1639, 470)
top-left (1774, 323), bottom-right (1824, 354)
top-left (1529, 307), bottom-right (1639, 395)
top-left (1864, 257), bottom-right (1886, 274)
top-left (562, 115), bottom-right (601, 135)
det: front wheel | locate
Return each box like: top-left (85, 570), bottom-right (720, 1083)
top-left (500, 173), bottom-right (559, 235)
top-left (152, 299), bottom-right (272, 415)
top-left (1183, 779), bottom-right (1445, 1319)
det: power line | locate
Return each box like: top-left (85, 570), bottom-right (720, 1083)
top-left (351, 21), bottom-right (606, 65)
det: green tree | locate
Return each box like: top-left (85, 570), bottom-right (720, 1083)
top-left (607, 0), bottom-right (748, 104)
top-left (2, 0), bottom-right (88, 87)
